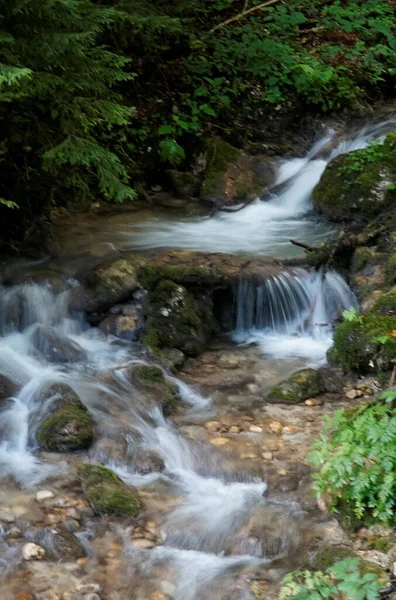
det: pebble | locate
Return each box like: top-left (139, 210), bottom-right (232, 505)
top-left (269, 421), bottom-right (283, 434)
top-left (249, 425), bottom-right (263, 433)
top-left (22, 542), bottom-right (46, 561)
top-left (7, 526), bottom-right (22, 538)
top-left (282, 425), bottom-right (299, 434)
top-left (204, 421), bottom-right (221, 432)
top-left (346, 388), bottom-right (362, 399)
top-left (228, 425), bottom-right (240, 434)
top-left (261, 452), bottom-right (273, 460)
top-left (305, 398), bottom-right (322, 406)
top-left (36, 490), bottom-right (55, 502)
top-left (393, 562), bottom-right (396, 577)
top-left (0, 507), bottom-right (15, 523)
top-left (240, 453), bottom-right (258, 459)
top-left (131, 538), bottom-right (155, 549)
top-left (210, 437), bottom-right (229, 446)
top-left (278, 469), bottom-right (287, 476)
top-left (76, 584), bottom-right (102, 595)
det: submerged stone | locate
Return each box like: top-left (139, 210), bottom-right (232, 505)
top-left (126, 364), bottom-right (178, 415)
top-left (31, 325), bottom-right (86, 363)
top-left (78, 464), bottom-right (141, 517)
top-left (266, 368), bottom-right (324, 403)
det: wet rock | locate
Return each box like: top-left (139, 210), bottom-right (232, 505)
top-left (36, 385), bottom-right (94, 452)
top-left (126, 364), bottom-right (178, 416)
top-left (371, 290), bottom-right (396, 316)
top-left (99, 311), bottom-right (144, 342)
top-left (210, 437), bottom-right (230, 446)
top-left (166, 170), bottom-right (201, 198)
top-left (0, 374), bottom-right (19, 402)
top-left (266, 368), bottom-right (324, 403)
top-left (131, 538), bottom-right (155, 549)
top-left (22, 542), bottom-right (46, 561)
top-left (47, 526), bottom-right (87, 560)
top-left (249, 425), bottom-right (263, 433)
top-left (312, 133), bottom-right (396, 223)
top-left (128, 447), bottom-right (165, 474)
top-left (201, 137), bottom-right (275, 206)
top-left (36, 490), bottom-right (55, 502)
top-left (31, 325), bottom-right (86, 363)
top-left (163, 348), bottom-right (185, 369)
top-left (78, 464), bottom-right (141, 517)
top-left (332, 313), bottom-right (396, 373)
top-left (76, 255), bottom-right (144, 313)
top-left (317, 365), bottom-right (345, 394)
top-left (0, 507), bottom-right (15, 522)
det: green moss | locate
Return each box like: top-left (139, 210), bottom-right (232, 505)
top-left (352, 247), bottom-right (378, 274)
top-left (385, 253), bottom-right (396, 285)
top-left (201, 137), bottom-right (241, 197)
top-left (128, 364), bottom-right (177, 415)
top-left (312, 134), bottom-right (396, 222)
top-left (266, 368), bottom-right (324, 403)
top-left (37, 398), bottom-right (94, 452)
top-left (372, 291), bottom-right (396, 316)
top-left (332, 314), bottom-right (396, 373)
top-left (369, 536), bottom-right (394, 552)
top-left (311, 546), bottom-right (387, 585)
top-left (143, 279), bottom-right (209, 357)
top-left (78, 464), bottom-right (141, 517)
top-left (137, 264), bottom-right (210, 290)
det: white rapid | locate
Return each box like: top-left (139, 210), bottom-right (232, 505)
top-left (232, 269), bottom-right (357, 364)
top-left (125, 118), bottom-right (396, 257)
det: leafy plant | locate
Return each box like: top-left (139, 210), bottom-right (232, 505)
top-left (342, 306), bottom-right (363, 324)
top-left (280, 558), bottom-right (381, 600)
top-left (308, 402), bottom-right (396, 523)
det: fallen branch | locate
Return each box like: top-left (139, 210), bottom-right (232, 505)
top-left (290, 239), bottom-right (315, 252)
top-left (209, 0), bottom-right (281, 33)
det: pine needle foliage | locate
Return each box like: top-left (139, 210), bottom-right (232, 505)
top-left (0, 0), bottom-right (135, 246)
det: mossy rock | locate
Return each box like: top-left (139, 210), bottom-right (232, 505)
top-left (385, 252), bottom-right (396, 286)
top-left (37, 395), bottom-right (94, 452)
top-left (311, 546), bottom-right (388, 585)
top-left (143, 279), bottom-right (216, 357)
top-left (137, 264), bottom-right (212, 290)
top-left (332, 314), bottom-right (396, 373)
top-left (166, 170), bottom-right (201, 197)
top-left (266, 368), bottom-right (324, 403)
top-left (371, 291), bottom-right (396, 316)
top-left (201, 137), bottom-right (273, 205)
top-left (312, 134), bottom-right (396, 222)
top-left (127, 364), bottom-right (177, 415)
top-left (78, 464), bottom-right (140, 517)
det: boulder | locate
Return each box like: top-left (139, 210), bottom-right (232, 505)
top-left (0, 374), bottom-right (19, 401)
top-left (36, 384), bottom-right (94, 452)
top-left (266, 368), bottom-right (324, 404)
top-left (99, 312), bottom-right (144, 342)
top-left (312, 134), bottom-right (396, 223)
top-left (166, 170), bottom-right (201, 197)
top-left (332, 313), bottom-right (396, 374)
top-left (78, 464), bottom-right (141, 517)
top-left (47, 525), bottom-right (87, 560)
top-left (126, 364), bottom-right (178, 415)
top-left (128, 447), bottom-right (165, 474)
top-left (371, 291), bottom-right (396, 316)
top-left (75, 255), bottom-right (145, 313)
top-left (31, 325), bottom-right (86, 363)
top-left (201, 137), bottom-right (275, 206)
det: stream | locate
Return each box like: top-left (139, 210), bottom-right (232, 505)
top-left (0, 117), bottom-right (395, 600)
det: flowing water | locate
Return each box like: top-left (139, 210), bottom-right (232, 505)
top-left (0, 118), bottom-right (394, 599)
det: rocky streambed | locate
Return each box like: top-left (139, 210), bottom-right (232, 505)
top-left (1, 112), bottom-right (396, 600)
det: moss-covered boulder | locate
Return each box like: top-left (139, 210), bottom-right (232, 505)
top-left (332, 314), bottom-right (396, 373)
top-left (312, 134), bottom-right (396, 223)
top-left (126, 364), bottom-right (178, 415)
top-left (78, 464), bottom-right (141, 517)
top-left (37, 384), bottom-right (94, 452)
top-left (371, 291), bottom-right (396, 316)
top-left (143, 279), bottom-right (216, 357)
top-left (266, 368), bottom-right (324, 403)
top-left (201, 137), bottom-right (274, 206)
top-left (167, 170), bottom-right (201, 198)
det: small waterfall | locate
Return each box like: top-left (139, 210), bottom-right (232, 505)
top-left (125, 117), bottom-right (396, 257)
top-left (232, 269), bottom-right (357, 363)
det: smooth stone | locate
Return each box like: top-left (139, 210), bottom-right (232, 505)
top-left (305, 398), bottom-right (322, 406)
top-left (131, 538), bottom-right (155, 549)
top-left (0, 507), bottom-right (15, 522)
top-left (204, 421), bottom-right (222, 431)
top-left (269, 421), bottom-right (283, 434)
top-left (229, 425), bottom-right (240, 433)
top-left (22, 542), bottom-right (46, 561)
top-left (262, 452), bottom-right (273, 460)
top-left (249, 425), bottom-right (263, 433)
top-left (210, 437), bottom-right (230, 446)
top-left (36, 490), bottom-right (55, 502)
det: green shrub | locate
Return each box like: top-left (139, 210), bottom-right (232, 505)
top-left (308, 402), bottom-right (396, 523)
top-left (279, 558), bottom-right (381, 600)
